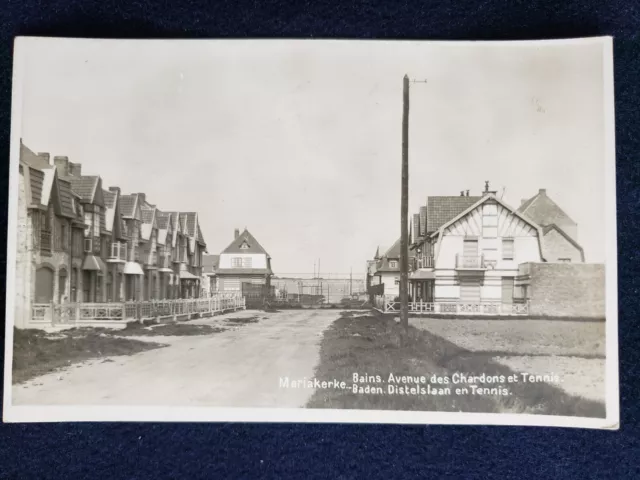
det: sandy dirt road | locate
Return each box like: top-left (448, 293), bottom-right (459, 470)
top-left (12, 309), bottom-right (341, 408)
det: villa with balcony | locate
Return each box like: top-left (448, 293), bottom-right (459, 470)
top-left (391, 185), bottom-right (543, 315)
top-left (371, 183), bottom-right (548, 316)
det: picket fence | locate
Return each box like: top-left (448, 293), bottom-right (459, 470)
top-left (31, 294), bottom-right (246, 327)
top-left (373, 295), bottom-right (529, 316)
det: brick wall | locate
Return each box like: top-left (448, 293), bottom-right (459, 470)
top-left (520, 262), bottom-right (605, 318)
top-left (543, 228), bottom-right (584, 262)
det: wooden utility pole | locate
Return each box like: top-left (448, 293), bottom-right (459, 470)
top-left (400, 74), bottom-right (410, 335)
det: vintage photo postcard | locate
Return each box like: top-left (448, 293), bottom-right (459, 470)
top-left (3, 36), bottom-right (618, 428)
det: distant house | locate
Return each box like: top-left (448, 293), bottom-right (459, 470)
top-left (216, 228), bottom-right (273, 293)
top-left (517, 189), bottom-right (585, 262)
top-left (201, 254), bottom-right (220, 296)
top-left (369, 241), bottom-right (414, 298)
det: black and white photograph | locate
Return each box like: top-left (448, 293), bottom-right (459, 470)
top-left (3, 36), bottom-right (618, 428)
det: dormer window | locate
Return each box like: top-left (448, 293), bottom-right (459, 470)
top-left (240, 241), bottom-right (250, 250)
top-left (389, 260), bottom-right (398, 269)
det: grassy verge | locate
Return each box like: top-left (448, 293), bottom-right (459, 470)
top-left (306, 312), bottom-right (606, 417)
top-left (12, 328), bottom-right (166, 385)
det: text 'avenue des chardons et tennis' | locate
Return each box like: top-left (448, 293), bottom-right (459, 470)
top-left (279, 372), bottom-right (563, 397)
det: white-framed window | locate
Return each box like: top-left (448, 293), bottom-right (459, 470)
top-left (242, 257), bottom-right (253, 268)
top-left (389, 260), bottom-right (398, 269)
top-left (232, 257), bottom-right (243, 267)
top-left (394, 277), bottom-right (400, 285)
top-left (502, 238), bottom-right (515, 260)
top-left (240, 241), bottom-right (250, 250)
top-left (84, 238), bottom-right (92, 253)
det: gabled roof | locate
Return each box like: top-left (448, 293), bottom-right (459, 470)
top-left (429, 193), bottom-right (547, 261)
top-left (196, 224), bottom-right (206, 247)
top-left (542, 224), bottom-right (585, 262)
top-left (155, 211), bottom-right (172, 246)
top-left (430, 194), bottom-right (541, 238)
top-left (384, 238), bottom-right (401, 259)
top-left (182, 212), bottom-right (197, 237)
top-left (426, 196), bottom-right (483, 233)
top-left (517, 189), bottom-right (577, 229)
top-left (66, 175), bottom-right (102, 205)
top-left (119, 195), bottom-right (137, 218)
top-left (103, 189), bottom-right (117, 234)
top-left (20, 142), bottom-right (51, 170)
top-left (372, 238), bottom-right (415, 274)
top-left (221, 228), bottom-right (270, 256)
top-left (156, 211), bottom-right (171, 230)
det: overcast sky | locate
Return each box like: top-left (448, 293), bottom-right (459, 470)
top-left (17, 38), bottom-right (610, 274)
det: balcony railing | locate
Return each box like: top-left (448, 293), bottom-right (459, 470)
top-left (40, 230), bottom-right (52, 253)
top-left (413, 255), bottom-right (434, 269)
top-left (455, 254), bottom-right (486, 269)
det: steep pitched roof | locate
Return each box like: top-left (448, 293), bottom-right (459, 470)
top-left (221, 229), bottom-right (270, 256)
top-left (542, 224), bottom-right (585, 261)
top-left (26, 166), bottom-right (45, 206)
top-left (20, 142), bottom-right (51, 170)
top-left (426, 196), bottom-right (482, 233)
top-left (66, 175), bottom-right (101, 204)
top-left (196, 223), bottom-right (206, 247)
top-left (141, 207), bottom-right (155, 224)
top-left (517, 189), bottom-right (577, 228)
top-left (373, 238), bottom-right (415, 273)
top-left (182, 212), bottom-right (197, 237)
top-left (156, 211), bottom-right (171, 229)
top-left (119, 194), bottom-right (138, 219)
top-left (103, 189), bottom-right (116, 234)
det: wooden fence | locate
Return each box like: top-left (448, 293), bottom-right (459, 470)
top-left (373, 295), bottom-right (529, 316)
top-left (30, 294), bottom-right (246, 327)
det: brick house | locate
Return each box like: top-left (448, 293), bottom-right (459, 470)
top-left (518, 188), bottom-right (585, 262)
top-left (14, 141), bottom-right (213, 328)
top-left (15, 144), bottom-right (80, 327)
top-left (216, 228), bottom-right (273, 293)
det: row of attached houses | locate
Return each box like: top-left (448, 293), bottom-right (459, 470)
top-left (368, 182), bottom-right (594, 314)
top-left (14, 140), bottom-right (208, 329)
top-left (201, 228), bottom-right (274, 296)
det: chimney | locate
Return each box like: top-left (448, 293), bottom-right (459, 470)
top-left (234, 228), bottom-right (240, 239)
top-left (466, 190), bottom-right (470, 197)
top-left (38, 152), bottom-right (50, 164)
top-left (539, 188), bottom-right (547, 195)
top-left (460, 191), bottom-right (464, 197)
top-left (69, 162), bottom-right (82, 177)
top-left (419, 206), bottom-right (427, 236)
top-left (484, 181), bottom-right (490, 194)
top-left (53, 156), bottom-right (70, 176)
top-left (137, 193), bottom-right (146, 205)
top-left (109, 186), bottom-right (121, 195)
